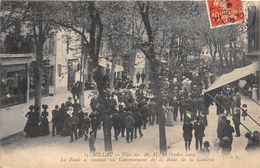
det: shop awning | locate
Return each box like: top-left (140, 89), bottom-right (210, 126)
top-left (205, 62), bottom-right (260, 93)
top-left (98, 58), bottom-right (124, 72)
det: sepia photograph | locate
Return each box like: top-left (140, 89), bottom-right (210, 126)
top-left (0, 0), bottom-right (259, 168)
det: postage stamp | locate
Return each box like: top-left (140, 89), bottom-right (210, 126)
top-left (206, 0), bottom-right (245, 28)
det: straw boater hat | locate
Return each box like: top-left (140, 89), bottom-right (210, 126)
top-left (67, 107), bottom-right (73, 116)
top-left (242, 104), bottom-right (247, 108)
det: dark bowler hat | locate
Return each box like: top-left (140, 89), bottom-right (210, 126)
top-left (42, 104), bottom-right (48, 109)
top-left (29, 105), bottom-right (34, 110)
top-left (34, 106), bottom-right (40, 111)
top-left (204, 141), bottom-right (210, 148)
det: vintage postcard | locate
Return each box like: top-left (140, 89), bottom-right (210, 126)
top-left (0, 0), bottom-right (259, 168)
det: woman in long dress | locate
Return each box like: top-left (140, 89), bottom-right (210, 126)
top-left (165, 103), bottom-right (174, 126)
top-left (24, 105), bottom-right (34, 137)
top-left (40, 104), bottom-right (50, 136)
top-left (30, 106), bottom-right (40, 137)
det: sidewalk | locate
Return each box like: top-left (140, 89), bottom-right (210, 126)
top-left (169, 95), bottom-right (260, 153)
top-left (0, 90), bottom-right (92, 139)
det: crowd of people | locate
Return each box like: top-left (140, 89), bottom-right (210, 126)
top-left (23, 63), bottom-right (259, 153)
top-left (212, 83), bottom-right (260, 153)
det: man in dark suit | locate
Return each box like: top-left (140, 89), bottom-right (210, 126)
top-left (89, 110), bottom-right (100, 138)
top-left (125, 112), bottom-right (135, 143)
top-left (232, 109), bottom-right (241, 137)
top-left (52, 105), bottom-right (60, 136)
top-left (190, 96), bottom-right (199, 120)
top-left (72, 99), bottom-right (81, 114)
top-left (148, 98), bottom-right (157, 125)
top-left (194, 116), bottom-right (205, 151)
top-left (133, 109), bottom-right (143, 139)
top-left (112, 111), bottom-right (121, 140)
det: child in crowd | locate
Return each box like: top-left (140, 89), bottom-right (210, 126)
top-left (242, 104), bottom-right (248, 120)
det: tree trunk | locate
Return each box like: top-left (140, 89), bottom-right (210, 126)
top-left (79, 37), bottom-right (87, 107)
top-left (211, 52), bottom-right (217, 75)
top-left (103, 114), bottom-right (112, 151)
top-left (233, 40), bottom-right (238, 69)
top-left (149, 58), bottom-right (167, 153)
top-left (88, 1), bottom-right (112, 151)
top-left (144, 57), bottom-right (150, 86)
top-left (129, 51), bottom-right (136, 82)
top-left (219, 45), bottom-right (224, 69)
top-left (137, 2), bottom-right (167, 153)
top-left (109, 35), bottom-right (117, 91)
top-left (95, 66), bottom-right (113, 152)
top-left (34, 44), bottom-right (43, 109)
top-left (229, 41), bottom-right (233, 69)
top-left (80, 51), bottom-right (88, 108)
top-left (110, 55), bottom-right (116, 91)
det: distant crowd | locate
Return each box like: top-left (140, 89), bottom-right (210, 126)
top-left (23, 64), bottom-right (260, 153)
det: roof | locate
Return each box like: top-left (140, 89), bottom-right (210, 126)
top-left (205, 62), bottom-right (260, 93)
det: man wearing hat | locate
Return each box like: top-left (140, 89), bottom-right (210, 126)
top-left (112, 111), bottom-right (121, 140)
top-left (194, 116), bottom-right (205, 151)
top-left (65, 97), bottom-right (73, 108)
top-left (125, 112), bottom-right (135, 143)
top-left (148, 98), bottom-right (157, 125)
top-left (232, 109), bottom-right (241, 137)
top-left (72, 99), bottom-right (81, 114)
top-left (179, 96), bottom-right (187, 122)
top-left (77, 109), bottom-right (85, 138)
top-left (89, 109), bottom-right (100, 138)
top-left (69, 112), bottom-right (79, 142)
top-left (52, 105), bottom-right (60, 136)
top-left (82, 113), bottom-right (91, 140)
top-left (182, 117), bottom-right (193, 151)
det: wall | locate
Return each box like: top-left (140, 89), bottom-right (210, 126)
top-left (54, 30), bottom-right (81, 94)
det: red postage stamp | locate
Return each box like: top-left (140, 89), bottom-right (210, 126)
top-left (206, 0), bottom-right (245, 28)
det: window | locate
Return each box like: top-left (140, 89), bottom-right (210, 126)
top-left (48, 36), bottom-right (55, 54)
top-left (66, 36), bottom-right (70, 54)
top-left (58, 64), bottom-right (62, 77)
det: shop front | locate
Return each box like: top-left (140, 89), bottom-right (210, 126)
top-left (0, 54), bottom-right (31, 108)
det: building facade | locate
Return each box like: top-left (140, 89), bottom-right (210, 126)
top-left (0, 25), bottom-right (81, 108)
top-left (247, 3), bottom-right (260, 100)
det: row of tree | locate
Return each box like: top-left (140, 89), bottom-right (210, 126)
top-left (1, 1), bottom-right (250, 153)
